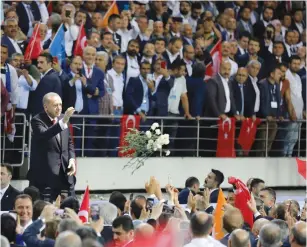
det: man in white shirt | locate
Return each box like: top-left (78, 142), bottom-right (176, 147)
top-left (184, 212), bottom-right (225, 247)
top-left (1, 164), bottom-right (21, 211)
top-left (284, 55), bottom-right (304, 157)
top-left (221, 41), bottom-right (238, 76)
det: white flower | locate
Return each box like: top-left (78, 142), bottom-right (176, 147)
top-left (165, 150), bottom-right (170, 156)
top-left (148, 139), bottom-right (154, 145)
top-left (151, 122), bottom-right (159, 130)
top-left (155, 129), bottom-right (161, 135)
top-left (147, 144), bottom-right (151, 150)
top-left (156, 144), bottom-right (162, 149)
top-left (145, 130), bottom-right (152, 138)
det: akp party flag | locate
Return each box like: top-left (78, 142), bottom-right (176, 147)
top-left (296, 158), bottom-right (306, 179)
top-left (213, 188), bottom-right (227, 240)
top-left (49, 24), bottom-right (66, 65)
top-left (78, 186), bottom-right (90, 223)
top-left (100, 0), bottom-right (119, 29)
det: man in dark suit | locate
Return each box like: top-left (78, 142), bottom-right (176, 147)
top-left (1, 18), bottom-right (26, 57)
top-left (204, 169), bottom-right (224, 203)
top-left (1, 164), bottom-right (21, 211)
top-left (124, 61), bottom-right (154, 122)
top-left (253, 7), bottom-right (274, 40)
top-left (237, 6), bottom-right (254, 36)
top-left (202, 61), bottom-right (239, 156)
top-left (105, 14), bottom-right (122, 49)
top-left (16, 1), bottom-right (41, 38)
top-left (27, 92), bottom-right (76, 201)
top-left (30, 53), bottom-right (62, 115)
top-left (254, 66), bottom-right (282, 157)
top-left (178, 177), bottom-right (200, 204)
top-left (162, 37), bottom-right (183, 67)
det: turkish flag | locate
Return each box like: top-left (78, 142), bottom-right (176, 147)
top-left (118, 115), bottom-right (141, 157)
top-left (24, 23), bottom-right (42, 60)
top-left (216, 118), bottom-right (236, 157)
top-left (74, 23), bottom-right (87, 57)
top-left (296, 158), bottom-right (306, 179)
top-left (205, 39), bottom-right (222, 81)
top-left (78, 186), bottom-right (90, 223)
top-left (228, 177), bottom-right (254, 228)
top-left (238, 118), bottom-right (261, 155)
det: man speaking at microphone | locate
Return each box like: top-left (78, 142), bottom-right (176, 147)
top-left (27, 92), bottom-right (76, 201)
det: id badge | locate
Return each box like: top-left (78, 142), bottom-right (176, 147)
top-left (271, 101), bottom-right (278, 108)
top-left (107, 87), bottom-right (112, 95)
top-left (170, 95), bottom-right (176, 100)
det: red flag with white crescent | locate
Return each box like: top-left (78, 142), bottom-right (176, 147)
top-left (118, 115), bottom-right (141, 157)
top-left (205, 39), bottom-right (222, 81)
top-left (74, 23), bottom-right (87, 57)
top-left (216, 118), bottom-right (236, 157)
top-left (78, 186), bottom-right (90, 223)
top-left (238, 118), bottom-right (261, 155)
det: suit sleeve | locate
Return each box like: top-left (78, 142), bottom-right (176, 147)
top-left (258, 83), bottom-right (267, 117)
top-left (229, 82), bottom-right (237, 115)
top-left (125, 78), bottom-right (140, 112)
top-left (23, 219), bottom-right (55, 247)
top-left (31, 117), bottom-right (63, 140)
top-left (206, 79), bottom-right (221, 117)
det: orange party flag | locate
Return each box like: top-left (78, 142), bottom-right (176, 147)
top-left (213, 188), bottom-right (227, 240)
top-left (100, 0), bottom-right (119, 29)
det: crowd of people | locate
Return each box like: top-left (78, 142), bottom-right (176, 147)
top-left (1, 1), bottom-right (306, 159)
top-left (1, 163), bottom-right (306, 247)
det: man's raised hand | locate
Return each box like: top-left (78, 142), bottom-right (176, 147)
top-left (63, 107), bottom-right (75, 124)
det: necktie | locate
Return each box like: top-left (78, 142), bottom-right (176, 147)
top-left (52, 119), bottom-right (56, 125)
top-left (239, 84), bottom-right (244, 115)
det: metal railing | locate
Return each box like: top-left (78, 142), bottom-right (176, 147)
top-left (1, 114), bottom-right (306, 167)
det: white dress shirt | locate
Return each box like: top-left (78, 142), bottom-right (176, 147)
top-left (184, 58), bottom-right (193, 77)
top-left (168, 76), bottom-right (187, 114)
top-left (249, 75), bottom-right (260, 113)
top-left (17, 74), bottom-right (38, 109)
top-left (83, 62), bottom-right (94, 78)
top-left (184, 237), bottom-right (225, 247)
top-left (22, 3), bottom-right (35, 37)
top-left (1, 63), bottom-right (19, 106)
top-left (35, 0), bottom-right (48, 24)
top-left (117, 29), bottom-right (134, 53)
top-left (238, 45), bottom-right (246, 55)
top-left (7, 37), bottom-right (22, 54)
top-left (219, 74), bottom-right (231, 113)
top-left (166, 49), bottom-right (182, 64)
top-left (64, 23), bottom-right (79, 57)
top-left (126, 55), bottom-right (140, 86)
top-left (69, 72), bottom-right (83, 113)
top-left (0, 184), bottom-right (9, 200)
top-left (107, 68), bottom-right (124, 107)
top-left (141, 56), bottom-right (153, 64)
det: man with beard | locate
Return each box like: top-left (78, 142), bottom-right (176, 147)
top-left (253, 7), bottom-right (274, 40)
top-left (189, 2), bottom-right (202, 32)
top-left (237, 6), bottom-right (253, 36)
top-left (178, 1), bottom-right (191, 24)
top-left (151, 21), bottom-right (164, 41)
top-left (194, 42), bottom-right (212, 66)
top-left (121, 39), bottom-right (140, 87)
top-left (30, 53), bottom-right (62, 115)
top-left (141, 43), bottom-right (155, 64)
top-left (221, 41), bottom-right (238, 76)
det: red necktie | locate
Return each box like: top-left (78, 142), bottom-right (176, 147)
top-left (52, 119), bottom-right (56, 125)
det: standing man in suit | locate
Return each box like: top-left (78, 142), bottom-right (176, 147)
top-left (1, 18), bottom-right (26, 57)
top-left (162, 37), bottom-right (183, 67)
top-left (253, 7), bottom-right (274, 40)
top-left (16, 1), bottom-right (41, 38)
top-left (203, 61), bottom-right (239, 156)
top-left (30, 53), bottom-right (62, 115)
top-left (254, 66), bottom-right (282, 157)
top-left (237, 6), bottom-right (253, 36)
top-left (27, 93), bottom-right (76, 201)
top-left (1, 164), bottom-right (21, 211)
top-left (204, 169), bottom-right (225, 203)
top-left (235, 32), bottom-right (251, 59)
top-left (105, 14), bottom-right (122, 49)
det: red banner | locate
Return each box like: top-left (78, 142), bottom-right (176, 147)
top-left (119, 115), bottom-right (141, 157)
top-left (238, 118), bottom-right (261, 155)
top-left (216, 118), bottom-right (236, 157)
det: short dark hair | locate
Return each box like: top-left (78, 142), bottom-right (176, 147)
top-left (24, 186), bottom-right (40, 203)
top-left (279, 62), bottom-right (288, 69)
top-left (268, 65), bottom-right (281, 77)
top-left (239, 31), bottom-right (251, 40)
top-left (75, 9), bottom-right (87, 18)
top-left (109, 191), bottom-right (127, 212)
top-left (250, 178), bottom-right (265, 189)
top-left (170, 59), bottom-right (185, 70)
top-left (154, 37), bottom-right (166, 45)
top-left (14, 194), bottom-right (33, 207)
top-left (33, 200), bottom-right (49, 221)
top-left (108, 14), bottom-right (120, 24)
top-left (1, 164), bottom-right (13, 175)
top-left (260, 188), bottom-right (276, 202)
top-left (60, 196), bottom-right (80, 214)
top-left (263, 6), bottom-right (274, 13)
top-left (211, 169), bottom-right (224, 187)
top-left (128, 39), bottom-right (140, 47)
top-left (101, 31), bottom-right (112, 40)
top-left (249, 37), bottom-right (260, 46)
top-left (191, 2), bottom-right (202, 10)
top-left (191, 62), bottom-right (206, 78)
top-left (130, 199), bottom-right (142, 219)
top-left (140, 60), bottom-right (151, 68)
top-left (190, 213), bottom-right (213, 237)
top-left (185, 177), bottom-right (200, 188)
top-left (112, 216), bottom-right (134, 232)
top-left (113, 55), bottom-right (126, 64)
top-left (292, 224), bottom-right (306, 246)
top-left (290, 55), bottom-right (301, 63)
top-left (38, 52), bottom-right (53, 63)
top-left (276, 203), bottom-right (286, 220)
top-left (273, 41), bottom-right (284, 47)
top-left (1, 214), bottom-right (16, 242)
top-left (169, 37), bottom-right (182, 46)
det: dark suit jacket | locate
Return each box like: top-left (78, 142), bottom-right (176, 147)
top-left (236, 20), bottom-right (253, 36)
top-left (258, 79), bottom-right (281, 118)
top-left (124, 76), bottom-right (153, 114)
top-left (204, 74), bottom-right (236, 117)
top-left (23, 219), bottom-right (55, 247)
top-left (1, 185), bottom-right (21, 211)
top-left (186, 77), bottom-right (206, 117)
top-left (29, 69), bottom-right (62, 115)
top-left (220, 233), bottom-right (230, 246)
top-left (16, 2), bottom-right (41, 37)
top-left (162, 50), bottom-right (181, 67)
top-left (253, 20), bottom-right (266, 40)
top-left (1, 35), bottom-right (26, 58)
top-left (244, 77), bottom-right (259, 117)
top-left (210, 189), bottom-right (219, 203)
top-left (27, 112), bottom-right (75, 190)
top-left (101, 226), bottom-right (113, 245)
top-left (236, 53), bottom-right (266, 80)
top-left (152, 76), bottom-right (174, 116)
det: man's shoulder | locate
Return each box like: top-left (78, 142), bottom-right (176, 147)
top-left (6, 184), bottom-right (21, 196)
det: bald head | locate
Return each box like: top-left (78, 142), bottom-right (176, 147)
top-left (252, 218), bottom-right (270, 237)
top-left (55, 231), bottom-right (82, 247)
top-left (229, 229), bottom-right (250, 247)
top-left (258, 223), bottom-right (281, 247)
top-left (290, 221), bottom-right (306, 247)
top-left (190, 212), bottom-right (213, 237)
top-left (220, 61), bottom-right (232, 79)
top-left (223, 208), bottom-right (244, 234)
top-left (236, 67), bottom-right (248, 84)
top-left (135, 223), bottom-right (155, 239)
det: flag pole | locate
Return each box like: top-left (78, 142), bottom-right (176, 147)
top-left (101, 0), bottom-right (116, 26)
top-left (26, 22), bottom-right (40, 60)
top-left (48, 23), bottom-right (64, 49)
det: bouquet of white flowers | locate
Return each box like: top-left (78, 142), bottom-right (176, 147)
top-left (121, 122), bottom-right (170, 174)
